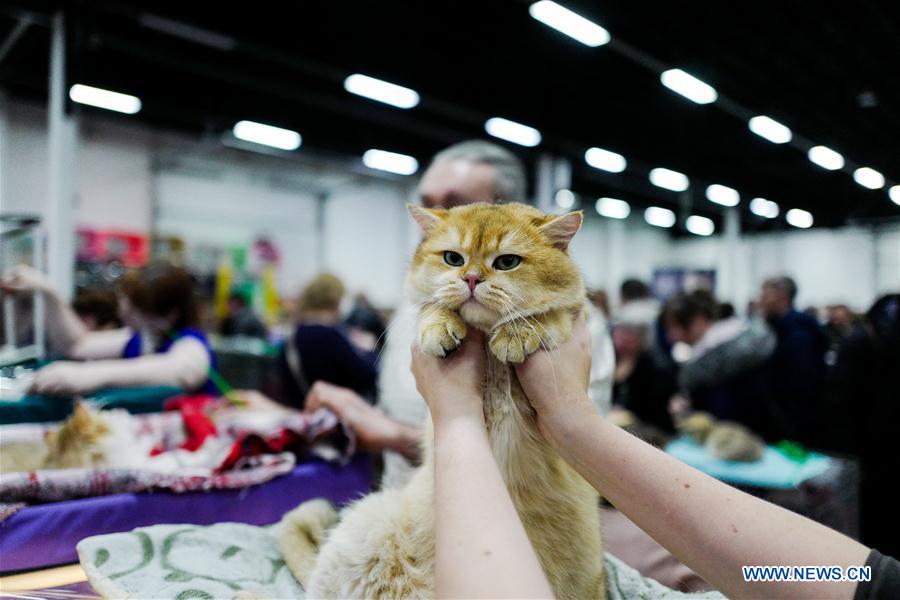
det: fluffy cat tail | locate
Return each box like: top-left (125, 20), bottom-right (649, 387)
top-left (278, 498), bottom-right (339, 589)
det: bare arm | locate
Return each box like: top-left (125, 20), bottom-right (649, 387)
top-left (303, 381), bottom-right (423, 461)
top-left (515, 315), bottom-right (870, 600)
top-left (31, 337), bottom-right (210, 395)
top-left (412, 331), bottom-right (553, 599)
top-left (1, 264), bottom-right (129, 359)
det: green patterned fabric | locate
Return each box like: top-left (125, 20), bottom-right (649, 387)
top-left (79, 523), bottom-right (724, 599)
top-left (77, 523), bottom-right (303, 599)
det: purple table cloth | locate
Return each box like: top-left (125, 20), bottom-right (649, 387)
top-left (0, 454), bottom-right (372, 573)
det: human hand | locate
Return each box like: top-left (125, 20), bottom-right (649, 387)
top-left (513, 313), bottom-right (596, 443)
top-left (410, 328), bottom-right (486, 426)
top-left (30, 361), bottom-right (98, 396)
top-left (303, 381), bottom-right (399, 452)
top-left (1, 264), bottom-right (55, 295)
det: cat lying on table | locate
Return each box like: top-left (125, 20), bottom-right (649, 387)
top-left (279, 202), bottom-right (605, 599)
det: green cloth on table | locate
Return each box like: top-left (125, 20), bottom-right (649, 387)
top-left (0, 386), bottom-right (183, 425)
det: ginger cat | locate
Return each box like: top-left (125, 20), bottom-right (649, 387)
top-left (279, 202), bottom-right (604, 599)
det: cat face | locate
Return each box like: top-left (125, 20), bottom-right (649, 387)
top-left (407, 202), bottom-right (584, 329)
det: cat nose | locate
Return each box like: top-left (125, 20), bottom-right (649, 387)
top-left (463, 274), bottom-right (483, 292)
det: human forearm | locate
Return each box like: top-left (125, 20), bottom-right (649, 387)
top-left (384, 420), bottom-right (423, 463)
top-left (40, 287), bottom-right (90, 355)
top-left (545, 400), bottom-right (869, 599)
top-left (433, 415), bottom-right (552, 599)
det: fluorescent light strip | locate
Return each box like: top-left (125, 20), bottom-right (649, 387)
top-left (232, 121), bottom-right (301, 151)
top-left (528, 1), bottom-right (610, 47)
top-left (685, 215), bottom-right (715, 236)
top-left (555, 189), bottom-right (576, 208)
top-left (644, 206), bottom-right (676, 228)
top-left (344, 74), bottom-right (419, 109)
top-left (362, 149), bottom-right (418, 176)
top-left (748, 115), bottom-right (792, 144)
top-left (853, 167), bottom-right (885, 190)
top-left (749, 197), bottom-right (779, 219)
top-left (807, 146), bottom-right (844, 171)
top-left (786, 208), bottom-right (814, 229)
top-left (706, 184), bottom-right (740, 207)
top-left (649, 167), bottom-right (689, 192)
top-left (595, 197), bottom-right (630, 219)
top-left (891, 185), bottom-right (900, 206)
top-left (660, 69), bottom-right (718, 105)
top-left (484, 117), bottom-right (542, 147)
top-left (69, 84), bottom-right (141, 114)
top-left (585, 147), bottom-right (627, 173)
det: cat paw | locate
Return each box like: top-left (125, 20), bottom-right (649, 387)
top-left (418, 314), bottom-right (467, 357)
top-left (489, 322), bottom-right (541, 363)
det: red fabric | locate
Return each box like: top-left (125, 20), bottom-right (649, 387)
top-left (152, 394), bottom-right (218, 454)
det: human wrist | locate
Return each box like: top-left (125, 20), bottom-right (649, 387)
top-left (536, 393), bottom-right (596, 450)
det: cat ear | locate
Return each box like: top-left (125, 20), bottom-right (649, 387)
top-left (540, 211), bottom-right (583, 250)
top-left (407, 204), bottom-right (444, 234)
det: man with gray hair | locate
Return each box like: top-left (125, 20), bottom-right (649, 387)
top-left (418, 140), bottom-right (528, 208)
top-left (758, 275), bottom-right (827, 446)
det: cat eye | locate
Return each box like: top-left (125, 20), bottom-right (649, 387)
top-left (443, 251), bottom-right (465, 267)
top-left (493, 254), bottom-right (522, 271)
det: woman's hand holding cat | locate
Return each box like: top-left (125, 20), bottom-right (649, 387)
top-left (514, 312), bottom-right (598, 446)
top-left (411, 328), bottom-right (486, 426)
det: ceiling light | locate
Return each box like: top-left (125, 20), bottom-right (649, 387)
top-left (484, 117), bottom-right (542, 147)
top-left (555, 189), bottom-right (575, 208)
top-left (649, 167), bottom-right (689, 192)
top-left (362, 149), bottom-right (418, 176)
top-left (595, 197), bottom-right (630, 219)
top-left (890, 185), bottom-right (900, 206)
top-left (660, 69), bottom-right (717, 104)
top-left (644, 206), bottom-right (676, 228)
top-left (585, 147), bottom-right (626, 173)
top-left (685, 215), bottom-right (715, 236)
top-left (344, 74), bottom-right (420, 109)
top-left (749, 197), bottom-right (779, 219)
top-left (528, 1), bottom-right (610, 47)
top-left (786, 208), bottom-right (814, 229)
top-left (807, 146), bottom-right (844, 171)
top-left (853, 167), bottom-right (885, 190)
top-left (68, 84), bottom-right (141, 114)
top-left (232, 120), bottom-right (301, 150)
top-left (705, 184), bottom-right (740, 207)
top-left (748, 115), bottom-right (792, 144)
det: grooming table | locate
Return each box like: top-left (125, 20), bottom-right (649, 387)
top-left (0, 454), bottom-right (372, 573)
top-left (0, 385), bottom-right (184, 425)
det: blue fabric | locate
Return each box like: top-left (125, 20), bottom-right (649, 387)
top-left (665, 436), bottom-right (831, 489)
top-left (122, 328), bottom-right (218, 395)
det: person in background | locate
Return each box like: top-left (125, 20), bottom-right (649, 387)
top-left (826, 294), bottom-right (900, 558)
top-left (344, 292), bottom-right (386, 350)
top-left (715, 301), bottom-right (735, 320)
top-left (610, 310), bottom-right (676, 435)
top-left (219, 291), bottom-right (268, 338)
top-left (663, 290), bottom-right (783, 440)
top-left (72, 288), bottom-right (122, 331)
top-left (1, 262), bottom-right (215, 395)
top-left (758, 276), bottom-right (828, 446)
top-left (276, 273), bottom-right (378, 408)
